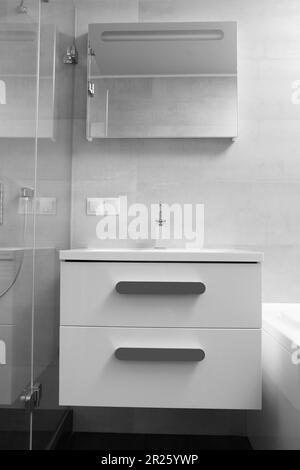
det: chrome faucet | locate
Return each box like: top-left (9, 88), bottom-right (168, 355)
top-left (156, 202), bottom-right (166, 227)
top-left (154, 202), bottom-right (168, 249)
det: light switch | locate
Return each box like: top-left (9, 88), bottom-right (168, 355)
top-left (87, 197), bottom-right (120, 216)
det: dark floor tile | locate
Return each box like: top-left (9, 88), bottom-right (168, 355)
top-left (0, 431), bottom-right (30, 450)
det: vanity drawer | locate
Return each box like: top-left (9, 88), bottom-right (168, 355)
top-left (60, 261), bottom-right (261, 328)
top-left (59, 327), bottom-right (261, 409)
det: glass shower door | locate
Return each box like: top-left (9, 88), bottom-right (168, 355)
top-left (31, 0), bottom-right (73, 449)
top-left (0, 0), bottom-right (40, 450)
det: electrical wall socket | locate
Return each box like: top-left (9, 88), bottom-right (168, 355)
top-left (87, 197), bottom-right (120, 216)
top-left (18, 197), bottom-right (57, 215)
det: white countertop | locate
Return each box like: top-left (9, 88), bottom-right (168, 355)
top-left (60, 248), bottom-right (263, 263)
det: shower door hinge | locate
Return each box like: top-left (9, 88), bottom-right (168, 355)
top-left (20, 383), bottom-right (42, 412)
top-left (88, 81), bottom-right (95, 97)
top-left (88, 42), bottom-right (95, 57)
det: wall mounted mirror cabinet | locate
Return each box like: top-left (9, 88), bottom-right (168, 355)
top-left (86, 21), bottom-right (237, 140)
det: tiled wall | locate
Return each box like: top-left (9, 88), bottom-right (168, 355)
top-left (72, 0), bottom-right (300, 304)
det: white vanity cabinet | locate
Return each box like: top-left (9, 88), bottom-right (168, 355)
top-left (59, 249), bottom-right (263, 410)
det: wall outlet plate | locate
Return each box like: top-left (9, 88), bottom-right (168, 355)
top-left (87, 197), bottom-right (120, 216)
top-left (36, 197), bottom-right (57, 215)
top-left (18, 197), bottom-right (57, 215)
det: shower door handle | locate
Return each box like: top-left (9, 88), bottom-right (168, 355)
top-left (115, 348), bottom-right (205, 362)
top-left (115, 281), bottom-right (206, 295)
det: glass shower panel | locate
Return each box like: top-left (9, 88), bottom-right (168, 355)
top-left (32, 0), bottom-right (73, 449)
top-left (0, 0), bottom-right (40, 450)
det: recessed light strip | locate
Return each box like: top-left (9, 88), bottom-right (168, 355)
top-left (101, 29), bottom-right (224, 42)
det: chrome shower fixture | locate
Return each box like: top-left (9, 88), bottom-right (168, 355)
top-left (88, 81), bottom-right (95, 97)
top-left (63, 44), bottom-right (78, 65)
top-left (16, 0), bottom-right (27, 14)
top-left (20, 187), bottom-right (35, 199)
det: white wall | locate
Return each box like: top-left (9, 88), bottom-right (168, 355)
top-left (72, 0), bottom-right (300, 305)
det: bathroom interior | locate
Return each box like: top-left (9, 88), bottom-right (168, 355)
top-left (1, 0), bottom-right (300, 452)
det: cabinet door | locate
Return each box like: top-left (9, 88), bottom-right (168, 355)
top-left (59, 327), bottom-right (262, 410)
top-left (60, 261), bottom-right (261, 328)
top-left (87, 76), bottom-right (238, 139)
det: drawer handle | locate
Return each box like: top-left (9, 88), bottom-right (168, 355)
top-left (115, 348), bottom-right (205, 362)
top-left (115, 281), bottom-right (206, 295)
